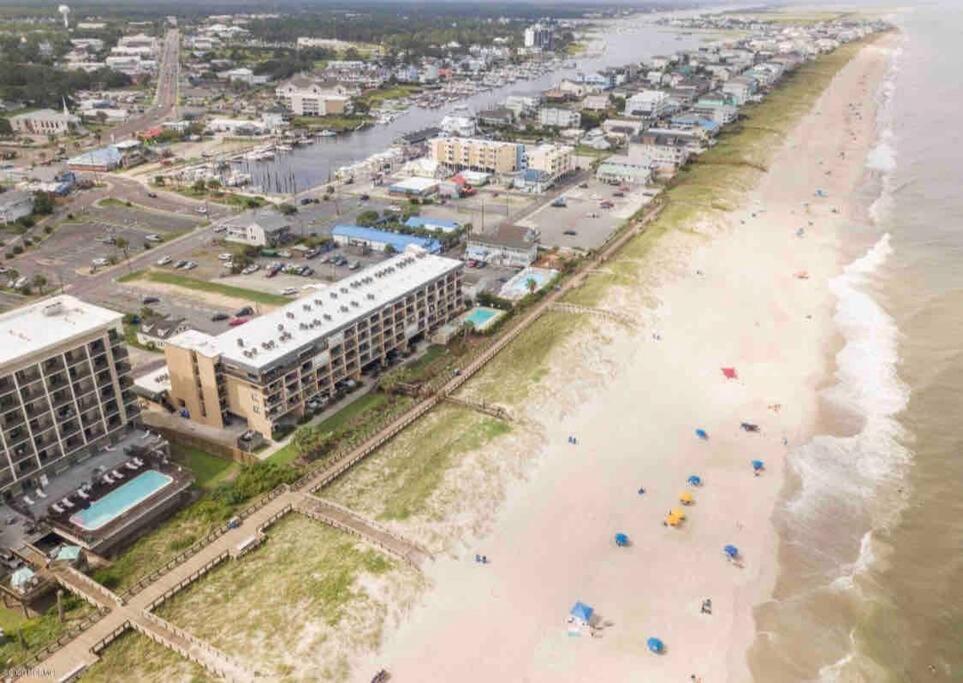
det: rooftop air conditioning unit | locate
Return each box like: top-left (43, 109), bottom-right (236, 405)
top-left (323, 314), bottom-right (332, 320)
top-left (286, 312), bottom-right (294, 319)
top-left (367, 293), bottom-right (375, 300)
top-left (277, 324), bottom-right (284, 331)
top-left (237, 339), bottom-right (244, 347)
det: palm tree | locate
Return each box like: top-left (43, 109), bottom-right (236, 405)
top-left (114, 237), bottom-right (131, 271)
top-left (526, 277), bottom-right (537, 295)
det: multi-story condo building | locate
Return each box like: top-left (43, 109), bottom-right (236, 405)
top-left (275, 76), bottom-right (353, 116)
top-left (524, 23), bottom-right (554, 50)
top-left (165, 252), bottom-right (464, 436)
top-left (429, 137), bottom-right (525, 176)
top-left (625, 89), bottom-right (671, 119)
top-left (0, 297), bottom-right (138, 499)
top-left (525, 143), bottom-right (575, 181)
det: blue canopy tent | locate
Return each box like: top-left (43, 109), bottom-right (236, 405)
top-left (724, 544), bottom-right (739, 560)
top-left (687, 475), bottom-right (702, 486)
top-left (647, 637), bottom-right (665, 654)
top-left (614, 533), bottom-right (629, 547)
top-left (570, 601), bottom-right (594, 624)
top-left (695, 429), bottom-right (709, 440)
top-left (751, 459), bottom-right (765, 472)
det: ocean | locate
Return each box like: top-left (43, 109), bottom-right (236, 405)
top-left (748, 4), bottom-right (963, 681)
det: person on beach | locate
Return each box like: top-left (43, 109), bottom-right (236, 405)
top-left (638, 486), bottom-right (646, 495)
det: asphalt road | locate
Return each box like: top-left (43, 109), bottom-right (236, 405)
top-left (103, 29), bottom-right (180, 142)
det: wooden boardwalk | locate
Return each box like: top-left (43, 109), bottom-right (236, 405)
top-left (547, 302), bottom-right (637, 326)
top-left (23, 204), bottom-right (662, 681)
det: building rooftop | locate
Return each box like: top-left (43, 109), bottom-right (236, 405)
top-left (218, 209), bottom-right (291, 233)
top-left (183, 252), bottom-right (461, 371)
top-left (333, 224), bottom-right (442, 253)
top-left (0, 295), bottom-right (122, 371)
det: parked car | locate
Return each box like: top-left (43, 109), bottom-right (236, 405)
top-left (359, 194), bottom-right (370, 201)
top-left (563, 230), bottom-right (578, 236)
top-left (281, 287), bottom-right (298, 296)
top-left (182, 261), bottom-right (197, 270)
top-left (147, 192), bottom-right (158, 198)
top-left (217, 253), bottom-right (232, 261)
top-left (235, 306), bottom-right (254, 317)
top-left (278, 250), bottom-right (292, 258)
top-left (145, 234), bottom-right (163, 243)
top-left (241, 264), bottom-right (260, 275)
top-left (142, 296), bottom-right (160, 304)
top-left (228, 317), bottom-right (248, 327)
top-left (211, 312), bottom-right (229, 321)
top-left (348, 260), bottom-right (360, 270)
top-left (613, 191), bottom-right (625, 198)
top-left (579, 182), bottom-right (589, 189)
top-left (599, 200), bottom-right (614, 209)
top-left (156, 255), bottom-right (172, 266)
top-left (91, 257), bottom-right (108, 267)
top-left (174, 259), bottom-right (188, 269)
top-left (195, 206), bottom-right (208, 215)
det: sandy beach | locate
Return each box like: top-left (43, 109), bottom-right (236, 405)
top-left (346, 38), bottom-right (893, 683)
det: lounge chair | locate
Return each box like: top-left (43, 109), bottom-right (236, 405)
top-left (111, 469), bottom-right (124, 480)
top-left (140, 430), bottom-right (152, 439)
top-left (61, 498), bottom-right (74, 509)
top-left (23, 496), bottom-right (35, 506)
top-left (35, 489), bottom-right (47, 498)
top-left (133, 457), bottom-right (145, 467)
top-left (102, 475), bottom-right (114, 485)
top-left (77, 489), bottom-right (89, 500)
top-left (125, 461), bottom-right (139, 471)
top-left (104, 445), bottom-right (115, 451)
top-left (51, 504), bottom-right (63, 515)
top-left (39, 474), bottom-right (49, 487)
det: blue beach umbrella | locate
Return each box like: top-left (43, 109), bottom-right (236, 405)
top-left (687, 475), bottom-right (702, 486)
top-left (724, 544), bottom-right (739, 559)
top-left (615, 533), bottom-right (629, 547)
top-left (647, 637), bottom-right (665, 654)
top-left (695, 428), bottom-right (709, 440)
top-left (751, 459), bottom-right (765, 471)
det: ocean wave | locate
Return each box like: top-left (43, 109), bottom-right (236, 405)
top-left (786, 233), bottom-right (911, 540)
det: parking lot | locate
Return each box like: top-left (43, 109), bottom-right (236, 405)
top-left (515, 176), bottom-right (659, 251)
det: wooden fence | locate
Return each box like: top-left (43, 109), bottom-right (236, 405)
top-left (144, 550), bottom-right (230, 612)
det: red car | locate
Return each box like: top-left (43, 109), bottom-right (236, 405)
top-left (228, 317), bottom-right (249, 327)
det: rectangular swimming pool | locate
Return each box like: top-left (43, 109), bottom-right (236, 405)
top-left (461, 306), bottom-right (504, 331)
top-left (70, 470), bottom-right (173, 531)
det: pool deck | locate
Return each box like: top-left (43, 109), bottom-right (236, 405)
top-left (460, 306), bottom-right (506, 332)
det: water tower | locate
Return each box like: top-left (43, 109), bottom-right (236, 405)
top-left (58, 4), bottom-right (70, 29)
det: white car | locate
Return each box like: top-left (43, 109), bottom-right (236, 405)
top-left (92, 257), bottom-right (109, 267)
top-left (281, 287), bottom-right (298, 296)
top-left (156, 255), bottom-right (172, 266)
top-left (145, 234), bottom-right (163, 243)
top-left (217, 253), bottom-right (233, 261)
top-left (212, 225), bottom-right (226, 233)
top-left (195, 207), bottom-right (208, 215)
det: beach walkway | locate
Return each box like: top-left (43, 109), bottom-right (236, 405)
top-left (548, 302), bottom-right (637, 327)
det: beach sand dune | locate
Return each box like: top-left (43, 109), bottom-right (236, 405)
top-left (353, 39), bottom-right (892, 683)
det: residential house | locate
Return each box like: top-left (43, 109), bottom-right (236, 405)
top-left (624, 90), bottom-right (671, 119)
top-left (538, 107), bottom-right (581, 129)
top-left (137, 314), bottom-right (189, 349)
top-left (477, 107), bottom-right (514, 128)
top-left (465, 224), bottom-right (538, 267)
top-left (219, 210), bottom-right (292, 247)
top-left (596, 155), bottom-right (652, 185)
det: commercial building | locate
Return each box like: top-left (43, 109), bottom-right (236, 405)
top-left (219, 210), bottom-right (292, 247)
top-left (164, 252), bottom-right (464, 436)
top-left (465, 225), bottom-right (538, 268)
top-left (525, 143), bottom-right (575, 182)
top-left (538, 107), bottom-right (581, 129)
top-left (429, 137), bottom-right (525, 176)
top-left (0, 296), bottom-right (138, 498)
top-left (66, 146), bottom-right (124, 172)
top-left (387, 177), bottom-right (439, 198)
top-left (8, 109), bottom-right (81, 137)
top-left (275, 76), bottom-right (352, 116)
top-left (331, 225), bottom-right (441, 254)
top-left (404, 216), bottom-right (461, 234)
top-left (0, 190), bottom-right (34, 224)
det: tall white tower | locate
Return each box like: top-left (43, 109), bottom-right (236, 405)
top-left (58, 5), bottom-right (70, 29)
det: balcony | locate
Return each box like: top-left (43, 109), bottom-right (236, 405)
top-left (68, 365), bottom-right (91, 382)
top-left (15, 368), bottom-right (41, 386)
top-left (115, 361), bottom-right (132, 376)
top-left (0, 376), bottom-right (14, 395)
top-left (95, 370), bottom-right (113, 388)
top-left (28, 417), bottom-right (54, 434)
top-left (88, 339), bottom-right (106, 355)
top-left (64, 436), bottom-right (84, 453)
top-left (42, 357), bottom-right (65, 374)
top-left (74, 379), bottom-right (96, 398)
top-left (25, 400), bottom-right (49, 419)
top-left (45, 371), bottom-right (68, 392)
top-left (64, 350), bottom-right (87, 367)
top-left (60, 419), bottom-right (80, 438)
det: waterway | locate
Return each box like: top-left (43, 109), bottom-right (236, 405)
top-left (237, 15), bottom-right (719, 194)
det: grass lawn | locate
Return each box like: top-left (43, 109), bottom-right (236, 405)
top-left (170, 445), bottom-right (239, 490)
top-left (124, 269), bottom-right (287, 306)
top-left (356, 84), bottom-right (421, 108)
top-left (92, 462), bottom-right (298, 592)
top-left (79, 630), bottom-right (213, 683)
top-left (324, 404), bottom-right (511, 523)
top-left (0, 599), bottom-right (93, 669)
top-left (266, 392), bottom-right (405, 467)
top-left (153, 515), bottom-right (419, 681)
top-left (291, 114), bottom-right (372, 132)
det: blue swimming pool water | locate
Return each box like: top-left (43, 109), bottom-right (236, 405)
top-left (464, 307), bottom-right (499, 327)
top-left (70, 470), bottom-right (173, 531)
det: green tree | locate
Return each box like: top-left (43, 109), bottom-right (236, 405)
top-left (291, 425), bottom-right (333, 459)
top-left (32, 191), bottom-right (55, 215)
top-left (356, 209), bottom-right (380, 226)
top-left (31, 273), bottom-right (47, 294)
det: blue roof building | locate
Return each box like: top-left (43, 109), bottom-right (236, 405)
top-left (67, 145), bottom-right (123, 171)
top-left (404, 216), bottom-right (461, 234)
top-left (332, 225), bottom-right (441, 254)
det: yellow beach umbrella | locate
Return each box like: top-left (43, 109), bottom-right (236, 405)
top-left (671, 507), bottom-right (687, 520)
top-left (679, 492), bottom-right (694, 505)
top-left (665, 513), bottom-right (682, 527)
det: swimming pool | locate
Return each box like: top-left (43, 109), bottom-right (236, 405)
top-left (462, 306), bottom-right (504, 331)
top-left (70, 470), bottom-right (173, 531)
top-left (499, 267), bottom-right (559, 301)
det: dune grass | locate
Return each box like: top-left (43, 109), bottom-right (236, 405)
top-left (79, 631), bottom-right (213, 683)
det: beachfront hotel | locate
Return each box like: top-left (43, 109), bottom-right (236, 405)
top-left (0, 296), bottom-right (139, 499)
top-left (165, 251), bottom-right (464, 437)
top-left (429, 137), bottom-right (526, 176)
